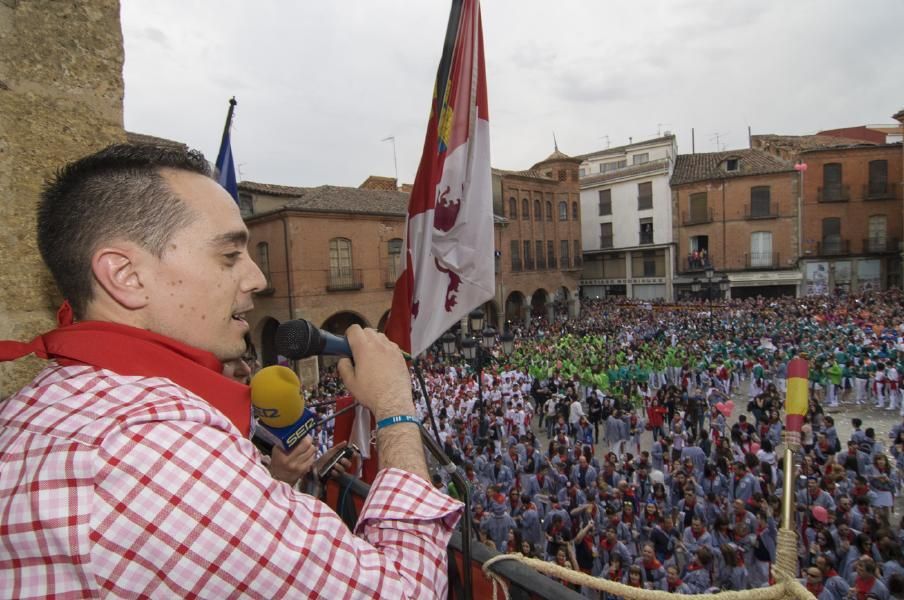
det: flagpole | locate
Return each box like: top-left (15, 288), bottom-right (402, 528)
top-left (220, 97), bottom-right (237, 150)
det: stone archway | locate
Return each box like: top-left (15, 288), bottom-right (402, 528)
top-left (258, 317), bottom-right (281, 367)
top-left (376, 310), bottom-right (391, 332)
top-left (553, 286), bottom-right (571, 317)
top-left (505, 291), bottom-right (526, 327)
top-left (530, 288), bottom-right (550, 319)
top-left (321, 311), bottom-right (370, 335)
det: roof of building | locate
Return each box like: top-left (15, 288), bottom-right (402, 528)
top-left (358, 175), bottom-right (399, 191)
top-left (575, 134), bottom-right (676, 161)
top-left (491, 167), bottom-right (553, 180)
top-left (580, 157), bottom-right (670, 187)
top-left (751, 133), bottom-right (879, 153)
top-left (530, 147), bottom-right (583, 169)
top-left (125, 131), bottom-right (188, 150)
top-left (893, 108), bottom-right (904, 122)
top-left (238, 180), bottom-right (310, 197)
top-left (670, 148), bottom-right (795, 186)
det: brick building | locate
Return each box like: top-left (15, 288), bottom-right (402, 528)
top-left (753, 134), bottom-right (903, 293)
top-left (671, 149), bottom-right (801, 298)
top-left (577, 135), bottom-right (677, 300)
top-left (240, 150), bottom-right (582, 381)
top-left (492, 149), bottom-right (583, 325)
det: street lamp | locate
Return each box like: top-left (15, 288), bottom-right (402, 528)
top-left (441, 309), bottom-right (517, 442)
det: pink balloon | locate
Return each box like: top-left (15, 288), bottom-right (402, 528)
top-left (724, 400), bottom-right (735, 413)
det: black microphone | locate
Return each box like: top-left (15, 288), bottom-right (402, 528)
top-left (275, 319), bottom-right (411, 360)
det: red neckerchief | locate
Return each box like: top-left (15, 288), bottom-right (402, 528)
top-left (0, 303), bottom-right (250, 437)
top-left (644, 558), bottom-right (662, 570)
top-left (805, 580), bottom-right (824, 595)
top-left (854, 575), bottom-right (876, 600)
top-left (601, 538), bottom-right (615, 551)
top-left (692, 528), bottom-right (704, 540)
top-left (687, 562), bottom-right (704, 572)
top-left (668, 578), bottom-right (683, 592)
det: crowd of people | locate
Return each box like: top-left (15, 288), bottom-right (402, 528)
top-left (307, 290), bottom-right (904, 598)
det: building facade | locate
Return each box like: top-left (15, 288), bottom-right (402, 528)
top-left (578, 135), bottom-right (677, 300)
top-left (492, 150), bottom-right (584, 325)
top-left (753, 135), bottom-right (903, 294)
top-left (671, 149), bottom-right (801, 298)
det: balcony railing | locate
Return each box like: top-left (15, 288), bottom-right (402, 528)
top-left (815, 238), bottom-right (850, 256)
top-left (863, 182), bottom-right (900, 201)
top-left (560, 257), bottom-right (571, 269)
top-left (384, 262), bottom-right (401, 288)
top-left (744, 204), bottom-right (779, 219)
top-left (745, 252), bottom-right (780, 269)
top-left (572, 256), bottom-right (583, 268)
top-left (639, 232), bottom-right (654, 245)
top-left (536, 256), bottom-right (547, 270)
top-left (327, 268), bottom-right (363, 291)
top-left (862, 237), bottom-right (899, 253)
top-left (682, 256), bottom-right (713, 273)
top-left (817, 184), bottom-right (850, 203)
top-left (600, 236), bottom-right (614, 249)
top-left (524, 257), bottom-right (535, 270)
top-left (547, 256), bottom-right (556, 269)
top-left (511, 258), bottom-right (523, 272)
top-left (682, 208), bottom-right (713, 225)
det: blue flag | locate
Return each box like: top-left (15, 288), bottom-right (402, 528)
top-left (215, 98), bottom-right (239, 204)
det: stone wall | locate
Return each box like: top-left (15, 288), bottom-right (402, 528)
top-left (0, 0), bottom-right (125, 396)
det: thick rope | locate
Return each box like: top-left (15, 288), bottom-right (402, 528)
top-left (773, 529), bottom-right (800, 582)
top-left (481, 553), bottom-right (816, 600)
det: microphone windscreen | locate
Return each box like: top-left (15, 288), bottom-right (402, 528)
top-left (250, 366), bottom-right (305, 428)
top-left (275, 319), bottom-right (322, 360)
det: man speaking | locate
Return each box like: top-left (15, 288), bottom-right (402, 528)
top-left (0, 143), bottom-right (462, 598)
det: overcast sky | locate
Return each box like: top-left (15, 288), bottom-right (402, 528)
top-left (122, 0), bottom-right (904, 188)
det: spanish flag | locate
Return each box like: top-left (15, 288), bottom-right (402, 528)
top-left (785, 358), bottom-right (809, 433)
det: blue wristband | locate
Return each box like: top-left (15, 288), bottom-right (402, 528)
top-left (376, 415), bottom-right (420, 430)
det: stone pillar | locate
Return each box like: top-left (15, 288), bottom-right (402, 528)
top-left (625, 251), bottom-right (634, 298)
top-left (0, 1), bottom-right (125, 396)
top-left (545, 302), bottom-right (554, 322)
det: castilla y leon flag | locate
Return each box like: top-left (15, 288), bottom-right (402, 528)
top-left (384, 0), bottom-right (495, 357)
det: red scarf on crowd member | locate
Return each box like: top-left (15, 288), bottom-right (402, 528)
top-left (643, 557), bottom-right (662, 571)
top-left (854, 575), bottom-right (876, 600)
top-left (667, 577), bottom-right (683, 592)
top-left (0, 302), bottom-right (250, 437)
top-left (806, 580), bottom-right (825, 596)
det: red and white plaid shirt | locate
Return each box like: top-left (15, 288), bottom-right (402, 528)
top-left (0, 364), bottom-right (462, 598)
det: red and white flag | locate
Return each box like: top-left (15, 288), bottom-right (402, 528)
top-left (384, 0), bottom-right (495, 357)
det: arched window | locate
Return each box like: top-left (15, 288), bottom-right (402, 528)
top-left (329, 237), bottom-right (356, 289)
top-left (534, 199), bottom-right (541, 219)
top-left (257, 242), bottom-right (271, 287)
top-left (509, 197), bottom-right (517, 218)
top-left (522, 198), bottom-right (530, 220)
top-left (387, 238), bottom-right (403, 284)
top-left (546, 201), bottom-right (553, 221)
top-left (558, 201), bottom-right (568, 221)
top-left (572, 201), bottom-right (579, 219)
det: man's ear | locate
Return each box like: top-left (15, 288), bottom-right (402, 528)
top-left (91, 243), bottom-right (151, 310)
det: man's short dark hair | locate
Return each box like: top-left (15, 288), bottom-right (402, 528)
top-left (38, 143), bottom-right (212, 318)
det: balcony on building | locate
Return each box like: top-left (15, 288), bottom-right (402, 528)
top-left (745, 252), bottom-right (780, 269)
top-left (572, 256), bottom-right (583, 268)
top-left (385, 263), bottom-right (401, 288)
top-left (536, 256), bottom-right (547, 270)
top-left (682, 255), bottom-right (713, 273)
top-left (862, 237), bottom-right (900, 254)
top-left (639, 231), bottom-right (654, 245)
top-left (327, 268), bottom-right (364, 291)
top-left (511, 258), bottom-right (523, 272)
top-left (682, 208), bottom-right (713, 226)
top-left (743, 204), bottom-right (779, 220)
top-left (600, 235), bottom-right (614, 249)
top-left (817, 184), bottom-right (850, 203)
top-left (862, 182), bottom-right (900, 201)
top-left (815, 238), bottom-right (850, 256)
top-left (524, 257), bottom-right (535, 270)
